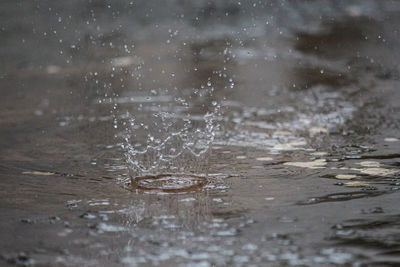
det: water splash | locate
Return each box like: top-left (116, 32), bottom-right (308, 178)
top-left (114, 86), bottom-right (221, 183)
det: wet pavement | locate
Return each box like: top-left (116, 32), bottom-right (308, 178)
top-left (1, 1), bottom-right (400, 266)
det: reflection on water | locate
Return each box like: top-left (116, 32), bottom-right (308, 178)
top-left (1, 0), bottom-right (400, 266)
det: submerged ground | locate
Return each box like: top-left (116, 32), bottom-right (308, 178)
top-left (1, 1), bottom-right (400, 266)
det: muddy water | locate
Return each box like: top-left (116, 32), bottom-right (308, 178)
top-left (1, 1), bottom-right (400, 266)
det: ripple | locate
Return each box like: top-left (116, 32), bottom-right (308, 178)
top-left (130, 174), bottom-right (208, 193)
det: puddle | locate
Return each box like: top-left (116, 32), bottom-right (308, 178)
top-left (2, 1), bottom-right (400, 266)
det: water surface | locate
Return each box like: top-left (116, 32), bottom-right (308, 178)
top-left (1, 1), bottom-right (400, 266)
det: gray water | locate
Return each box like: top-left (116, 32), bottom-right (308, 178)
top-left (1, 1), bottom-right (400, 266)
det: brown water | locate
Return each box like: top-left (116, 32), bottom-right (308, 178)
top-left (1, 1), bottom-right (400, 266)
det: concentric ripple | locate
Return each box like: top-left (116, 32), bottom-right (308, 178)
top-left (130, 174), bottom-right (208, 193)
